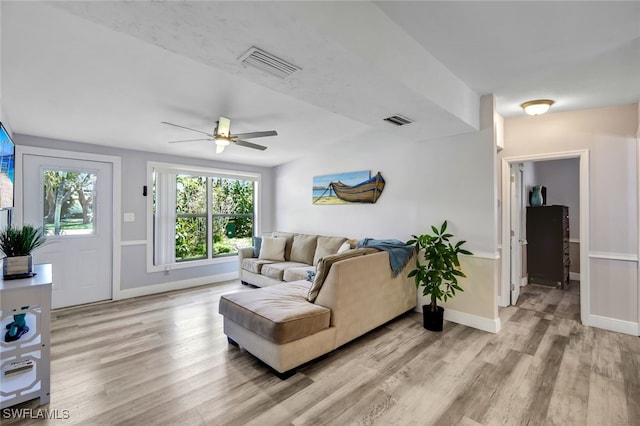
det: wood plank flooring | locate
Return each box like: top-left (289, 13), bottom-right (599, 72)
top-left (2, 280), bottom-right (639, 425)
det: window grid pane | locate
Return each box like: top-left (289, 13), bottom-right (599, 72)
top-left (175, 215), bottom-right (207, 261)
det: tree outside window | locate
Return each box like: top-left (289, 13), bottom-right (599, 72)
top-left (43, 170), bottom-right (96, 236)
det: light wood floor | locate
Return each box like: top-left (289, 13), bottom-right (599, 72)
top-left (3, 280), bottom-right (639, 425)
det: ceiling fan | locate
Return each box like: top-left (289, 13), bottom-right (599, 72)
top-left (162, 116), bottom-right (277, 153)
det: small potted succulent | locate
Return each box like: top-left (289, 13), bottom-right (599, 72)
top-left (0, 224), bottom-right (46, 278)
top-left (407, 221), bottom-right (472, 331)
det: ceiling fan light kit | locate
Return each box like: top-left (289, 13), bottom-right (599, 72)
top-left (162, 116), bottom-right (277, 154)
top-left (521, 99), bottom-right (554, 116)
top-left (215, 139), bottom-right (230, 154)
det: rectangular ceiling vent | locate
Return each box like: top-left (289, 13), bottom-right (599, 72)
top-left (383, 115), bottom-right (413, 126)
top-left (238, 46), bottom-right (301, 79)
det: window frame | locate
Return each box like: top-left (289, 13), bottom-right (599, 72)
top-left (146, 161), bottom-right (260, 272)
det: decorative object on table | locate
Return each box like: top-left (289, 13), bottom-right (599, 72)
top-left (407, 221), bottom-right (473, 331)
top-left (529, 185), bottom-right (546, 207)
top-left (313, 170), bottom-right (385, 204)
top-left (4, 308), bottom-right (29, 343)
top-left (0, 224), bottom-right (46, 278)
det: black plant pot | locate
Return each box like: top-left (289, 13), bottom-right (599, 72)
top-left (422, 305), bottom-right (444, 331)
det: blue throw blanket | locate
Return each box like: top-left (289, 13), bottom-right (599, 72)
top-left (356, 238), bottom-right (414, 277)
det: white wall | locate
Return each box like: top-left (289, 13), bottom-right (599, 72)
top-left (502, 103), bottom-right (639, 330)
top-left (274, 96), bottom-right (499, 327)
top-left (14, 134), bottom-right (275, 297)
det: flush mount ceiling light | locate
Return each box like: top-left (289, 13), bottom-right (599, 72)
top-left (521, 99), bottom-right (555, 116)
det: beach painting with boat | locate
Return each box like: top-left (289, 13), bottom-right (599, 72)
top-left (313, 170), bottom-right (385, 205)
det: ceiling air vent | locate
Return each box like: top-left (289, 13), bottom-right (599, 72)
top-left (238, 46), bottom-right (301, 79)
top-left (383, 115), bottom-right (413, 126)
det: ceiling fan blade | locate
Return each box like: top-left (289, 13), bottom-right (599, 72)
top-left (168, 138), bottom-right (213, 144)
top-left (233, 139), bottom-right (268, 151)
top-left (216, 116), bottom-right (231, 138)
top-left (161, 121), bottom-right (213, 137)
top-left (232, 130), bottom-right (278, 139)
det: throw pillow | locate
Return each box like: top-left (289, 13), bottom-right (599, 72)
top-left (313, 236), bottom-right (347, 265)
top-left (337, 241), bottom-right (351, 253)
top-left (271, 232), bottom-right (294, 260)
top-left (290, 234), bottom-right (318, 265)
top-left (258, 236), bottom-right (286, 261)
top-left (252, 236), bottom-right (262, 258)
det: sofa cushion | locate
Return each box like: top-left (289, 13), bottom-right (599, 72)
top-left (219, 281), bottom-right (330, 344)
top-left (290, 234), bottom-right (318, 265)
top-left (272, 232), bottom-right (295, 260)
top-left (283, 265), bottom-right (316, 282)
top-left (313, 236), bottom-right (347, 265)
top-left (261, 262), bottom-right (310, 280)
top-left (308, 248), bottom-right (377, 302)
top-left (259, 236), bottom-right (287, 261)
top-left (242, 258), bottom-right (277, 274)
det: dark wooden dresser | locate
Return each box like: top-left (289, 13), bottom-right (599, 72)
top-left (526, 205), bottom-right (570, 288)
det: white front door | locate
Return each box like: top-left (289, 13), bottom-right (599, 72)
top-left (22, 154), bottom-right (112, 308)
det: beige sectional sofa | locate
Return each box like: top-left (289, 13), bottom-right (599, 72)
top-left (220, 234), bottom-right (416, 377)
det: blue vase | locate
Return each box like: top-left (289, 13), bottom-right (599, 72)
top-left (531, 185), bottom-right (544, 206)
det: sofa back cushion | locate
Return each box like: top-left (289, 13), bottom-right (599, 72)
top-left (290, 234), bottom-right (318, 265)
top-left (259, 236), bottom-right (287, 261)
top-left (313, 236), bottom-right (347, 265)
top-left (308, 248), bottom-right (377, 302)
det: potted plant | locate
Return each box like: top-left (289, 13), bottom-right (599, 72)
top-left (0, 224), bottom-right (46, 278)
top-left (407, 221), bottom-right (472, 331)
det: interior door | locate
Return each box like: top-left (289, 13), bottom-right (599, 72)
top-left (22, 155), bottom-right (112, 308)
top-left (510, 164), bottom-right (524, 305)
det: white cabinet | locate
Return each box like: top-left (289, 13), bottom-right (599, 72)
top-left (0, 264), bottom-right (52, 408)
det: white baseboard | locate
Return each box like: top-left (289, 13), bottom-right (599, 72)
top-left (569, 272), bottom-right (580, 281)
top-left (587, 314), bottom-right (639, 336)
top-left (431, 308), bottom-right (502, 333)
top-left (114, 272), bottom-right (238, 300)
top-left (520, 276), bottom-right (528, 287)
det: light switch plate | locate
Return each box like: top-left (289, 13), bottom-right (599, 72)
top-left (123, 212), bottom-right (135, 222)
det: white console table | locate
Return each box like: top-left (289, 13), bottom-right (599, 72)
top-left (0, 264), bottom-right (52, 408)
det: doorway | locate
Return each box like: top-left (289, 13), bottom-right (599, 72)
top-left (15, 146), bottom-right (121, 309)
top-left (501, 150), bottom-right (589, 325)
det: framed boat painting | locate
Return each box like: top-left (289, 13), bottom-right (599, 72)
top-left (312, 170), bottom-right (385, 205)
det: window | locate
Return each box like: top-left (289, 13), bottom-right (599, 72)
top-left (150, 163), bottom-right (258, 269)
top-left (42, 169), bottom-right (97, 236)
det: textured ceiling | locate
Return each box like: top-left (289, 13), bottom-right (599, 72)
top-left (2, 1), bottom-right (638, 167)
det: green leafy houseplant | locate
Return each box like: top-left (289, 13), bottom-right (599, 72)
top-left (407, 221), bottom-right (473, 315)
top-left (0, 225), bottom-right (46, 257)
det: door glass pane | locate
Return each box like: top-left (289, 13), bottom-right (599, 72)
top-left (43, 170), bottom-right (97, 236)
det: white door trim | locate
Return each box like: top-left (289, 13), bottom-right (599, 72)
top-left (500, 150), bottom-right (589, 326)
top-left (15, 146), bottom-right (122, 304)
